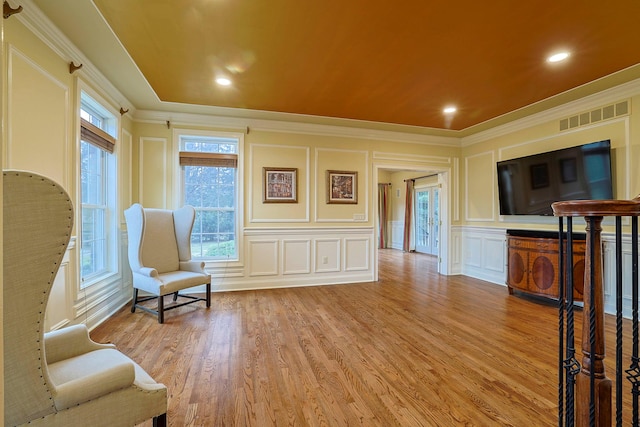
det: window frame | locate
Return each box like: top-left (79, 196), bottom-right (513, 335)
top-left (174, 128), bottom-right (244, 264)
top-left (78, 86), bottom-right (120, 290)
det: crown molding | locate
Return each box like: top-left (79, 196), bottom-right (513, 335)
top-left (461, 74), bottom-right (640, 147)
top-left (134, 109), bottom-right (462, 147)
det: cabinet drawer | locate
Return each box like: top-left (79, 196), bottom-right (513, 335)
top-left (508, 236), bottom-right (557, 252)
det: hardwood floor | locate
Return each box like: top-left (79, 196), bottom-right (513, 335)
top-left (90, 249), bottom-right (628, 426)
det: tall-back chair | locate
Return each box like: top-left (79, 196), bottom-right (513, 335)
top-left (124, 203), bottom-right (211, 323)
top-left (4, 170), bottom-right (167, 426)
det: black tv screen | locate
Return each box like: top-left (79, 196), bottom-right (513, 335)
top-left (497, 140), bottom-right (613, 216)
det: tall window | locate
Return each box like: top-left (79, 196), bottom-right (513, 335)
top-left (179, 133), bottom-right (239, 260)
top-left (80, 92), bottom-right (117, 287)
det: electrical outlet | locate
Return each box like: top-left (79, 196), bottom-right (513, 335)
top-left (322, 256), bottom-right (328, 264)
top-left (353, 213), bottom-right (365, 221)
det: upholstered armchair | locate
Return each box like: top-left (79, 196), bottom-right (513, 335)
top-left (124, 203), bottom-right (211, 323)
top-left (3, 170), bottom-right (167, 426)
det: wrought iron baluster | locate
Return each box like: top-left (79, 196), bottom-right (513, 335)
top-left (559, 217), bottom-right (565, 427)
top-left (588, 216), bottom-right (597, 427)
top-left (615, 217), bottom-right (623, 427)
top-left (626, 216), bottom-right (640, 426)
top-left (634, 217), bottom-right (639, 427)
top-left (563, 217), bottom-right (580, 426)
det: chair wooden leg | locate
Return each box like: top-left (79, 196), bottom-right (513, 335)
top-left (131, 288), bottom-right (138, 313)
top-left (172, 291), bottom-right (178, 302)
top-left (158, 295), bottom-right (164, 324)
top-left (206, 282), bottom-right (211, 307)
top-left (153, 413), bottom-right (167, 427)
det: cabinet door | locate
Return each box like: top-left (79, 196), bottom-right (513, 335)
top-left (529, 252), bottom-right (558, 297)
top-left (507, 248), bottom-right (527, 290)
top-left (568, 242), bottom-right (586, 301)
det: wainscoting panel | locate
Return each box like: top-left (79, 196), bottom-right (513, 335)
top-left (461, 227), bottom-right (507, 285)
top-left (207, 227), bottom-right (374, 291)
top-left (344, 238), bottom-right (370, 271)
top-left (390, 220), bottom-right (404, 250)
top-left (602, 234), bottom-right (640, 318)
top-left (46, 244), bottom-right (72, 331)
top-left (450, 227), bottom-right (463, 275)
top-left (484, 235), bottom-right (507, 274)
top-left (248, 240), bottom-right (279, 276)
top-left (464, 235), bottom-right (483, 268)
top-left (315, 238), bottom-right (341, 273)
top-left (283, 239), bottom-right (312, 275)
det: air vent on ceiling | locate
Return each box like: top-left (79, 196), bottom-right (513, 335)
top-left (559, 100), bottom-right (630, 131)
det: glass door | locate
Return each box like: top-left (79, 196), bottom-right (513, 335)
top-left (415, 186), bottom-right (439, 256)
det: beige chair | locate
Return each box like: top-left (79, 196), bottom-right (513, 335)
top-left (124, 203), bottom-right (211, 323)
top-left (3, 170), bottom-right (167, 426)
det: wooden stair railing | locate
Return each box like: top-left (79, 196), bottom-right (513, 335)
top-left (553, 196), bottom-right (640, 427)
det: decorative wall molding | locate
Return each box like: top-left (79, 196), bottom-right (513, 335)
top-left (248, 143), bottom-right (310, 223)
top-left (248, 240), bottom-right (279, 276)
top-left (282, 239), bottom-right (312, 275)
top-left (138, 136), bottom-right (168, 208)
top-left (464, 151), bottom-right (496, 222)
top-left (203, 226), bottom-right (374, 292)
top-left (460, 226), bottom-right (507, 285)
top-left (46, 246), bottom-right (72, 331)
top-left (18, 0), bottom-right (134, 115)
top-left (7, 45), bottom-right (71, 188)
top-left (450, 227), bottom-right (463, 275)
top-left (315, 148), bottom-right (369, 223)
top-left (315, 238), bottom-right (341, 273)
top-left (372, 151), bottom-right (453, 164)
top-left (389, 220), bottom-right (404, 250)
top-left (344, 238), bottom-right (370, 271)
top-left (602, 233), bottom-right (640, 318)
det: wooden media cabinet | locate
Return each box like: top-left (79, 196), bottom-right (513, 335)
top-left (506, 229), bottom-right (586, 301)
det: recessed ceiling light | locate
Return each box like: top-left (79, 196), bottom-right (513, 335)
top-left (216, 77), bottom-right (232, 86)
top-left (547, 52), bottom-right (570, 63)
top-left (443, 106), bottom-right (457, 114)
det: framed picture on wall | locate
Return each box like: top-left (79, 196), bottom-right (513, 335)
top-left (263, 167), bottom-right (297, 203)
top-left (327, 170), bottom-right (358, 204)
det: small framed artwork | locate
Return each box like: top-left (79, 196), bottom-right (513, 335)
top-left (263, 167), bottom-right (297, 203)
top-left (327, 170), bottom-right (358, 204)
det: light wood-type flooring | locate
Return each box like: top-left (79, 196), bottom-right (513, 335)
top-left (91, 249), bottom-right (632, 426)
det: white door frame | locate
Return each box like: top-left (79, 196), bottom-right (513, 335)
top-left (373, 163), bottom-right (451, 280)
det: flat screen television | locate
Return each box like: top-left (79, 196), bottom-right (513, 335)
top-left (497, 140), bottom-right (613, 216)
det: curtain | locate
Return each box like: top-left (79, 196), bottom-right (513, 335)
top-left (378, 184), bottom-right (390, 248)
top-left (403, 180), bottom-right (415, 252)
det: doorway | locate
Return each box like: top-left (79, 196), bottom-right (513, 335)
top-left (373, 166), bottom-right (450, 280)
top-left (414, 185), bottom-right (439, 256)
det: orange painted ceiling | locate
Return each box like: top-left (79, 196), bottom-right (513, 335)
top-left (70, 1), bottom-right (640, 131)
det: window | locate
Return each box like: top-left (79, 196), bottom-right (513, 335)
top-left (179, 132), bottom-right (240, 260)
top-left (79, 92), bottom-right (117, 287)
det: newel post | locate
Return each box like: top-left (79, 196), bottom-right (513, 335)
top-left (576, 216), bottom-right (611, 426)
